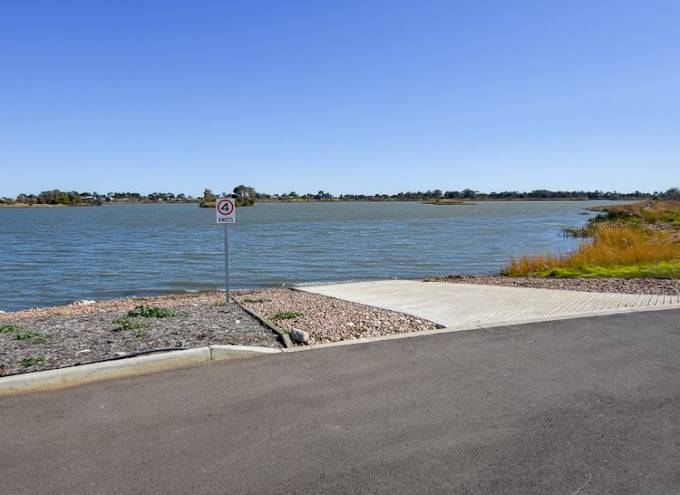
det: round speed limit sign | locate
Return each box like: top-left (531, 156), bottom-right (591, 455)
top-left (216, 198), bottom-right (236, 223)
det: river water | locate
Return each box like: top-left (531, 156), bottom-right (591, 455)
top-left (0, 201), bottom-right (611, 311)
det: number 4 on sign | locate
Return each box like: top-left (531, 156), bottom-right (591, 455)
top-left (216, 199), bottom-right (236, 223)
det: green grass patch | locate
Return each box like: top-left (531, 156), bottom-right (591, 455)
top-left (242, 298), bottom-right (271, 304)
top-left (273, 311), bottom-right (305, 320)
top-left (540, 260), bottom-right (680, 279)
top-left (127, 304), bottom-right (184, 318)
top-left (21, 356), bottom-right (44, 367)
top-left (112, 317), bottom-right (152, 332)
top-left (14, 331), bottom-right (42, 340)
top-left (1, 324), bottom-right (23, 333)
top-left (112, 304), bottom-right (184, 331)
top-left (212, 301), bottom-right (228, 307)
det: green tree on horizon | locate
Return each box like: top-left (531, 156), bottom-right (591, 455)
top-left (198, 188), bottom-right (216, 207)
top-left (233, 185), bottom-right (257, 206)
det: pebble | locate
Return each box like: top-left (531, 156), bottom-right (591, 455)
top-left (291, 329), bottom-right (310, 344)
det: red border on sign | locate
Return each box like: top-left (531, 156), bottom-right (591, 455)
top-left (217, 199), bottom-right (235, 216)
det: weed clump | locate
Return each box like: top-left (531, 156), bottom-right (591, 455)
top-left (274, 311), bottom-right (305, 320)
top-left (127, 304), bottom-right (182, 318)
top-left (112, 317), bottom-right (151, 332)
top-left (21, 356), bottom-right (44, 367)
top-left (14, 331), bottom-right (42, 340)
top-left (1, 325), bottom-right (23, 333)
top-left (110, 304), bottom-right (185, 332)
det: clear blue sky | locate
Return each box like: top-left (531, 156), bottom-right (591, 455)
top-left (1, 0), bottom-right (678, 198)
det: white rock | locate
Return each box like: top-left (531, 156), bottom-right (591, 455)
top-left (75, 349), bottom-right (92, 355)
top-left (290, 329), bottom-right (310, 344)
top-left (72, 300), bottom-right (96, 306)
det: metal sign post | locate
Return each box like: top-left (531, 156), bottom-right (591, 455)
top-left (216, 198), bottom-right (236, 304)
top-left (224, 223), bottom-right (229, 304)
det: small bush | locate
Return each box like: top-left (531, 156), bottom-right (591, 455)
top-left (1, 324), bottom-right (23, 333)
top-left (21, 356), bottom-right (44, 367)
top-left (243, 298), bottom-right (271, 304)
top-left (127, 304), bottom-right (182, 318)
top-left (112, 317), bottom-right (151, 332)
top-left (14, 331), bottom-right (42, 340)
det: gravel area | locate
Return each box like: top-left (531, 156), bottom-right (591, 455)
top-left (0, 289), bottom-right (438, 377)
top-left (2, 277), bottom-right (679, 377)
top-left (425, 275), bottom-right (680, 295)
top-left (0, 291), bottom-right (280, 377)
top-left (233, 289), bottom-right (438, 344)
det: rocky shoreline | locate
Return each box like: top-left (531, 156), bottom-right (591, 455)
top-left (2, 277), bottom-right (679, 377)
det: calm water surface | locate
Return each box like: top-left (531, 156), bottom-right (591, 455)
top-left (1, 201), bottom-right (612, 311)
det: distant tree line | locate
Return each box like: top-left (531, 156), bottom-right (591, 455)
top-left (9, 190), bottom-right (91, 206)
top-left (0, 190), bottom-right (198, 205)
top-left (258, 188), bottom-right (679, 202)
top-left (2, 187), bottom-right (678, 206)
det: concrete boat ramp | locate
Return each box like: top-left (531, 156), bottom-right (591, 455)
top-left (297, 280), bottom-right (680, 331)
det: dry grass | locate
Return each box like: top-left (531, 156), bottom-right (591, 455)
top-left (505, 224), bottom-right (680, 277)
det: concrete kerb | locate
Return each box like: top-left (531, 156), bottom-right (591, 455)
top-left (233, 299), bottom-right (293, 348)
top-left (0, 345), bottom-right (283, 397)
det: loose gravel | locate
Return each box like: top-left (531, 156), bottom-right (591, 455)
top-left (0, 292), bottom-right (279, 377)
top-left (233, 289), bottom-right (438, 344)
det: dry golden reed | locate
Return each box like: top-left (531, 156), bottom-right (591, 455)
top-left (506, 224), bottom-right (680, 276)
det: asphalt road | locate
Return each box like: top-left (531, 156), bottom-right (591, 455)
top-left (2, 309), bottom-right (679, 494)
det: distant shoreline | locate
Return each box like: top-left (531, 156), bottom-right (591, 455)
top-left (0, 198), bottom-right (637, 208)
